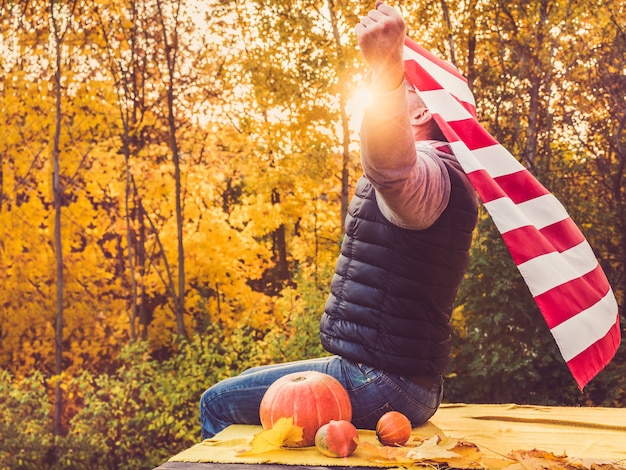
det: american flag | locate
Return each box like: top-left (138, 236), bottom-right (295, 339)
top-left (402, 36), bottom-right (621, 390)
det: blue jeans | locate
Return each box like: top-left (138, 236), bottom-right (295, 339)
top-left (199, 355), bottom-right (443, 440)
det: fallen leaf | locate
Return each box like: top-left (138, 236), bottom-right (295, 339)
top-left (406, 435), bottom-right (460, 461)
top-left (508, 448), bottom-right (586, 469)
top-left (358, 441), bottom-right (415, 464)
top-left (448, 438), bottom-right (481, 458)
top-left (511, 448), bottom-right (569, 461)
top-left (237, 417), bottom-right (303, 456)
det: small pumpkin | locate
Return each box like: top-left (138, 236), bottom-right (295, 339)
top-left (259, 371), bottom-right (352, 447)
top-left (376, 411), bottom-right (412, 446)
top-left (315, 420), bottom-right (359, 457)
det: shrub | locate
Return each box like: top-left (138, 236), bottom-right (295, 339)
top-left (0, 371), bottom-right (54, 470)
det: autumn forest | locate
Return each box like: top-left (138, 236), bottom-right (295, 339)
top-left (1, 0), bottom-right (625, 468)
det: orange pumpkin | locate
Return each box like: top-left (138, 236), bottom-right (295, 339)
top-left (375, 411), bottom-right (412, 446)
top-left (259, 371), bottom-right (352, 447)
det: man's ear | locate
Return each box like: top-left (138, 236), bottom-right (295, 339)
top-left (412, 107), bottom-right (432, 125)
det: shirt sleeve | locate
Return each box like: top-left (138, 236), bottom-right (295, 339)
top-left (359, 82), bottom-right (451, 230)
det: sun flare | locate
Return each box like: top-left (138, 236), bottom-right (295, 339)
top-left (346, 85), bottom-right (373, 132)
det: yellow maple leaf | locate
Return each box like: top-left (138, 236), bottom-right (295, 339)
top-left (237, 417), bottom-right (304, 456)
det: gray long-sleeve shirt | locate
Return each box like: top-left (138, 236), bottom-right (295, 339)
top-left (360, 82), bottom-right (451, 230)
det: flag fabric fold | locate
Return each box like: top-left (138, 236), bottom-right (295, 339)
top-left (402, 36), bottom-right (621, 390)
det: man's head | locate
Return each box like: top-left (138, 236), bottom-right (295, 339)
top-left (406, 85), bottom-right (447, 142)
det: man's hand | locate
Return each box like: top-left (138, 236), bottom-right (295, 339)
top-left (355, 2), bottom-right (406, 94)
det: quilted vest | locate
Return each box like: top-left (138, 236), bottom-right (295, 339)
top-left (320, 147), bottom-right (478, 376)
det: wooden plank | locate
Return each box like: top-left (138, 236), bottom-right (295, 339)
top-left (156, 404), bottom-right (626, 469)
top-left (155, 464), bottom-right (374, 470)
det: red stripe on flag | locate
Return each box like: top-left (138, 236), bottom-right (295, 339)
top-left (461, 101), bottom-right (477, 119)
top-left (534, 264), bottom-right (612, 329)
top-left (432, 116), bottom-right (462, 144)
top-left (540, 218), bottom-right (586, 253)
top-left (404, 61), bottom-right (444, 92)
top-left (446, 118), bottom-right (499, 150)
top-left (566, 319), bottom-right (621, 390)
top-left (491, 216), bottom-right (586, 266)
top-left (501, 226), bottom-right (556, 264)
top-left (464, 168), bottom-right (554, 206)
top-left (464, 169), bottom-right (506, 203)
top-left (493, 170), bottom-right (550, 204)
top-left (404, 36), bottom-right (468, 81)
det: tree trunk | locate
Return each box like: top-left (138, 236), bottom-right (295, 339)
top-left (123, 129), bottom-right (138, 341)
top-left (440, 0), bottom-right (457, 67)
top-left (50, 0), bottom-right (64, 437)
top-left (271, 189), bottom-right (290, 290)
top-left (327, 0), bottom-right (351, 232)
top-left (156, 0), bottom-right (188, 338)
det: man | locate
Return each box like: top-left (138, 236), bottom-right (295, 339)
top-left (199, 2), bottom-right (477, 440)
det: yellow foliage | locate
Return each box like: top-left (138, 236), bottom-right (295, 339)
top-left (1, 0), bottom-right (622, 426)
top-left (237, 417), bottom-right (304, 456)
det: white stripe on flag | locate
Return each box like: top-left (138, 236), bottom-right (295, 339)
top-left (448, 141), bottom-right (527, 179)
top-left (419, 89), bottom-right (474, 121)
top-left (551, 290), bottom-right (619, 361)
top-left (471, 145), bottom-right (526, 178)
top-left (517, 240), bottom-right (601, 297)
top-left (448, 141), bottom-right (485, 173)
top-left (483, 194), bottom-right (569, 233)
top-left (483, 197), bottom-right (534, 232)
top-left (516, 194), bottom-right (570, 229)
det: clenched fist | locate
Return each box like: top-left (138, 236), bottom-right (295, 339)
top-left (355, 2), bottom-right (406, 94)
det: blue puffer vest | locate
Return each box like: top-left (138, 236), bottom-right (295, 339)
top-left (320, 147), bottom-right (478, 376)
